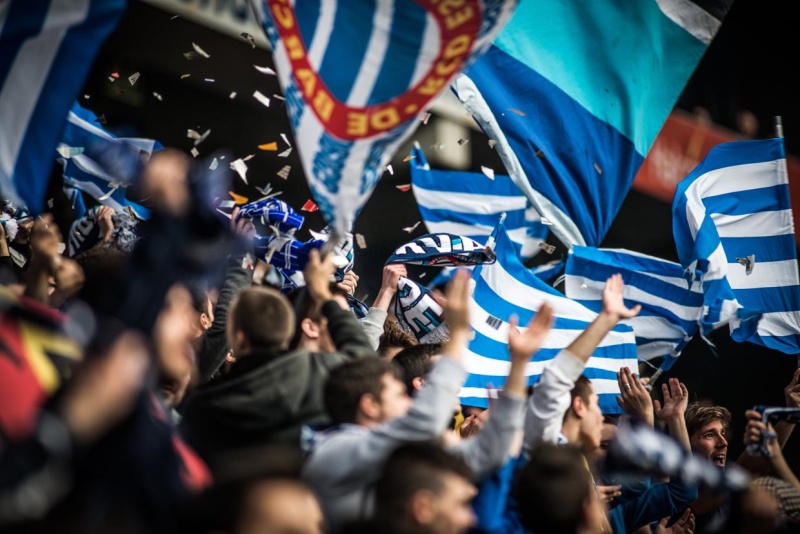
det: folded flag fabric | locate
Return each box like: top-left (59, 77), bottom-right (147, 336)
top-left (452, 0), bottom-right (733, 248)
top-left (395, 276), bottom-right (449, 344)
top-left (462, 222), bottom-right (638, 413)
top-left (252, 0), bottom-right (518, 237)
top-left (68, 206), bottom-right (141, 258)
top-left (673, 138), bottom-right (800, 353)
top-left (409, 142), bottom-right (548, 259)
top-left (59, 102), bottom-right (161, 220)
top-left (237, 196), bottom-right (304, 234)
top-left (254, 234), bottom-right (324, 273)
top-left (386, 233), bottom-right (496, 267)
top-left (0, 0), bottom-right (127, 214)
top-left (564, 246), bottom-right (703, 372)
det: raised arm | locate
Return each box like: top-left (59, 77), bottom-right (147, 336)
top-left (654, 378), bottom-right (691, 452)
top-left (360, 264), bottom-right (407, 349)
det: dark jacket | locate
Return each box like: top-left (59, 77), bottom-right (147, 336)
top-left (178, 300), bottom-right (375, 465)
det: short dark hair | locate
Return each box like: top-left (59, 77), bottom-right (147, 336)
top-left (571, 375), bottom-right (594, 405)
top-left (515, 443), bottom-right (594, 533)
top-left (186, 279), bottom-right (211, 315)
top-left (284, 283), bottom-right (349, 350)
top-left (391, 343), bottom-right (443, 395)
top-left (324, 358), bottom-right (401, 425)
top-left (374, 441), bottom-right (474, 524)
top-left (684, 402), bottom-right (731, 438)
top-left (74, 243), bottom-right (129, 311)
top-left (230, 286), bottom-right (295, 351)
top-left (378, 319), bottom-right (418, 357)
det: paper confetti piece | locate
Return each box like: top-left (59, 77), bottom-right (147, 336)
top-left (276, 165), bottom-right (291, 180)
top-left (56, 146), bottom-right (84, 158)
top-left (180, 74), bottom-right (191, 79)
top-left (253, 90), bottom-right (271, 108)
top-left (421, 112), bottom-right (432, 124)
top-left (242, 154), bottom-right (256, 162)
top-left (190, 147), bottom-right (199, 158)
top-left (593, 162), bottom-right (602, 174)
top-left (108, 76), bottom-right (115, 83)
top-left (152, 92), bottom-right (163, 101)
top-left (535, 150), bottom-right (545, 158)
top-left (47, 198), bottom-right (54, 209)
top-left (488, 139), bottom-right (497, 149)
top-left (196, 128), bottom-right (212, 145)
top-left (205, 78), bottom-right (215, 83)
top-left (230, 158), bottom-right (248, 184)
top-left (301, 199), bottom-right (319, 212)
top-left (508, 108), bottom-right (526, 116)
top-left (259, 142), bottom-right (278, 151)
top-left (273, 94), bottom-right (286, 101)
top-left (111, 72), bottom-right (119, 79)
top-left (540, 217), bottom-right (552, 226)
top-left (396, 184), bottom-right (411, 192)
top-left (355, 233), bottom-right (367, 249)
top-left (255, 184), bottom-right (273, 196)
top-left (736, 254), bottom-right (755, 275)
top-left (98, 185), bottom-right (119, 201)
top-left (281, 133), bottom-right (291, 146)
top-left (229, 191), bottom-right (249, 204)
top-left (83, 94), bottom-right (90, 99)
top-left (192, 42), bottom-right (210, 58)
top-left (481, 166), bottom-right (495, 180)
top-left (457, 138), bottom-right (469, 146)
top-left (218, 200), bottom-right (236, 209)
top-left (209, 157), bottom-right (219, 170)
top-left (183, 51), bottom-right (199, 60)
top-left (385, 164), bottom-right (394, 175)
top-left (538, 242), bottom-right (556, 254)
top-left (240, 32), bottom-right (256, 48)
top-left (128, 72), bottom-right (140, 85)
top-left (216, 208), bottom-right (232, 220)
top-left (187, 129), bottom-right (200, 140)
top-left (403, 155), bottom-right (415, 162)
top-left (278, 147), bottom-right (292, 158)
top-left (403, 221), bottom-right (421, 233)
top-left (229, 92), bottom-right (237, 99)
top-left (254, 64), bottom-right (276, 75)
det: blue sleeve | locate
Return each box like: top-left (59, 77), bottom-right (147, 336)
top-left (469, 454), bottom-right (527, 534)
top-left (610, 479), bottom-right (698, 533)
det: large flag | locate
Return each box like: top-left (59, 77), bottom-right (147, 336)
top-left (564, 246), bottom-right (704, 372)
top-left (0, 0), bottom-right (127, 214)
top-left (452, 0), bottom-right (733, 248)
top-left (673, 138), bottom-right (800, 353)
top-left (409, 142), bottom-right (548, 259)
top-left (252, 0), bottom-right (518, 237)
top-left (59, 102), bottom-right (161, 219)
top-left (462, 222), bottom-right (638, 413)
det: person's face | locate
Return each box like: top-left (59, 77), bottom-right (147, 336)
top-left (690, 419), bottom-right (728, 469)
top-left (593, 422), bottom-right (617, 465)
top-left (580, 390), bottom-right (604, 452)
top-left (376, 373), bottom-right (413, 423)
top-left (425, 473), bottom-right (477, 534)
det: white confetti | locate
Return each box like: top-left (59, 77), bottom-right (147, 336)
top-left (273, 94), bottom-right (286, 101)
top-left (190, 147), bottom-right (199, 158)
top-left (421, 112), bottom-right (432, 124)
top-left (481, 166), bottom-right (495, 180)
top-left (278, 147), bottom-right (292, 158)
top-left (83, 94), bottom-right (90, 99)
top-left (593, 162), bottom-right (603, 174)
top-left (230, 158), bottom-right (249, 184)
top-left (108, 76), bottom-right (115, 83)
top-left (403, 221), bottom-right (421, 233)
top-left (242, 154), bottom-right (256, 162)
top-left (488, 139), bottom-right (497, 149)
top-left (183, 51), bottom-right (199, 60)
top-left (276, 165), bottom-right (291, 180)
top-left (47, 198), bottom-right (54, 209)
top-left (253, 90), bottom-right (271, 108)
top-left (254, 64), bottom-right (276, 75)
top-left (204, 78), bottom-right (215, 83)
top-left (152, 92), bottom-right (163, 101)
top-left (538, 242), bottom-right (556, 254)
top-left (192, 42), bottom-right (210, 58)
top-left (240, 32), bottom-right (256, 49)
top-left (281, 133), bottom-right (291, 146)
top-left (218, 200), bottom-right (236, 208)
top-left (229, 92), bottom-right (237, 99)
top-left (385, 164), bottom-right (394, 175)
top-left (540, 217), bottom-right (552, 226)
top-left (187, 129), bottom-right (201, 140)
top-left (216, 208), bottom-right (232, 219)
top-left (736, 254), bottom-right (755, 275)
top-left (56, 146), bottom-right (84, 158)
top-left (98, 185), bottom-right (120, 201)
top-left (209, 157), bottom-right (219, 170)
top-left (355, 233), bottom-right (367, 249)
top-left (128, 72), bottom-right (140, 85)
top-left (194, 128), bottom-right (211, 147)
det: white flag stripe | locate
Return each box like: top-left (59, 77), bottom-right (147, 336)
top-left (346, 0), bottom-right (393, 106)
top-left (702, 243), bottom-right (733, 282)
top-left (726, 259), bottom-right (800, 289)
top-left (423, 220), bottom-right (530, 246)
top-left (463, 348), bottom-right (633, 377)
top-left (626, 316), bottom-right (690, 340)
top-left (409, 13), bottom-right (438, 87)
top-left (306, 0), bottom-right (337, 70)
top-left (713, 209), bottom-right (795, 238)
top-left (758, 311), bottom-right (800, 337)
top-left (638, 340), bottom-right (685, 361)
top-left (689, 159), bottom-right (787, 199)
top-left (460, 377), bottom-right (624, 399)
top-left (413, 185), bottom-right (528, 213)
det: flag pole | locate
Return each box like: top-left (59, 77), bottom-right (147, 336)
top-left (774, 116), bottom-right (784, 138)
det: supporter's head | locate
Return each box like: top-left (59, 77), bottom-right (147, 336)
top-left (186, 279), bottom-right (214, 339)
top-left (378, 318), bottom-right (418, 360)
top-left (182, 475), bottom-right (324, 534)
top-left (324, 358), bottom-right (411, 427)
top-left (374, 441), bottom-right (476, 534)
top-left (685, 402), bottom-right (730, 469)
top-left (285, 283), bottom-right (349, 352)
top-left (391, 342), bottom-right (443, 395)
top-left (74, 242), bottom-right (130, 309)
top-left (562, 375), bottom-right (604, 453)
top-left (516, 442), bottom-right (606, 534)
top-left (593, 414), bottom-right (621, 466)
top-left (227, 286), bottom-right (295, 357)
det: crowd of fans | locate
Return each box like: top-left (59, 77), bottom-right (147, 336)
top-left (0, 148), bottom-right (799, 534)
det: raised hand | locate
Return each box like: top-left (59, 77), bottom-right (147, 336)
top-left (601, 273), bottom-right (641, 321)
top-left (443, 268), bottom-right (471, 332)
top-left (508, 303), bottom-right (554, 364)
top-left (616, 366), bottom-right (654, 427)
top-left (655, 508), bottom-right (695, 534)
top-left (303, 248), bottom-right (336, 303)
top-left (654, 378), bottom-right (689, 422)
top-left (230, 206), bottom-right (256, 239)
top-left (337, 270), bottom-right (359, 295)
top-left (96, 206), bottom-right (116, 241)
top-left (785, 368), bottom-right (800, 408)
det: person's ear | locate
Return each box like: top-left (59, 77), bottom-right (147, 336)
top-left (358, 393), bottom-right (381, 422)
top-left (234, 330), bottom-right (250, 354)
top-left (409, 489), bottom-right (435, 525)
top-left (411, 376), bottom-right (425, 392)
top-left (300, 317), bottom-right (320, 339)
top-left (572, 396), bottom-right (586, 418)
top-left (199, 312), bottom-right (212, 330)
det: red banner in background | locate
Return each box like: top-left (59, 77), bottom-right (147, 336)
top-left (632, 108), bottom-right (800, 247)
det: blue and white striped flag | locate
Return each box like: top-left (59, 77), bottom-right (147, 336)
top-left (252, 0), bottom-right (517, 237)
top-left (409, 142), bottom-right (548, 259)
top-left (462, 222), bottom-right (638, 413)
top-left (673, 138), bottom-right (800, 353)
top-left (564, 246), bottom-right (703, 372)
top-left (0, 0), bottom-right (127, 214)
top-left (452, 0), bottom-right (733, 248)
